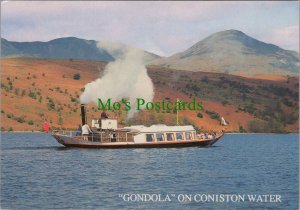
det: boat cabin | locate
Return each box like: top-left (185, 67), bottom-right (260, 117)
top-left (123, 124), bottom-right (197, 143)
top-left (91, 118), bottom-right (118, 130)
top-left (88, 119), bottom-right (197, 143)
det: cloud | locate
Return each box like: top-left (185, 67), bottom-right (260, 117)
top-left (268, 26), bottom-right (299, 52)
top-left (1, 1), bottom-right (298, 55)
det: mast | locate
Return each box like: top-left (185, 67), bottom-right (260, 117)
top-left (176, 98), bottom-right (179, 125)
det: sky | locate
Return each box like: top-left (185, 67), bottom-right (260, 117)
top-left (1, 1), bottom-right (299, 56)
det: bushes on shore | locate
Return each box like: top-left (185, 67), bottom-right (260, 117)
top-left (73, 73), bottom-right (80, 80)
top-left (248, 118), bottom-right (285, 133)
top-left (205, 110), bottom-right (220, 121)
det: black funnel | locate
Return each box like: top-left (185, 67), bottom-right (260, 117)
top-left (80, 104), bottom-right (87, 125)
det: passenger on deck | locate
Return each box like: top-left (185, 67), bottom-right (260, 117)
top-left (98, 111), bottom-right (109, 128)
top-left (112, 133), bottom-right (117, 142)
top-left (109, 133), bottom-right (114, 142)
top-left (75, 124), bottom-right (82, 136)
top-left (101, 111), bottom-right (109, 119)
top-left (212, 132), bottom-right (216, 139)
top-left (82, 123), bottom-right (92, 141)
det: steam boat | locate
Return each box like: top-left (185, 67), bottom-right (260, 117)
top-left (52, 105), bottom-right (224, 148)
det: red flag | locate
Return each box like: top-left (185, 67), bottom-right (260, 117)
top-left (43, 121), bottom-right (49, 133)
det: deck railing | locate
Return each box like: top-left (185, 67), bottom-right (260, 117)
top-left (52, 130), bottom-right (76, 137)
top-left (52, 130), bottom-right (134, 143)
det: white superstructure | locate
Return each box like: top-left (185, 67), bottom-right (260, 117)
top-left (123, 124), bottom-right (197, 143)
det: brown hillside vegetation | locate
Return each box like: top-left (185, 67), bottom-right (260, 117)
top-left (1, 58), bottom-right (105, 131)
top-left (1, 58), bottom-right (298, 132)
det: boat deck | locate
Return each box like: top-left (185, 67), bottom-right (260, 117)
top-left (52, 130), bottom-right (224, 148)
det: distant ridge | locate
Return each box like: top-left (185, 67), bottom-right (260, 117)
top-left (151, 29), bottom-right (299, 75)
top-left (1, 37), bottom-right (160, 62)
top-left (2, 30), bottom-right (299, 75)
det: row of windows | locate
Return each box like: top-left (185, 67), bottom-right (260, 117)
top-left (146, 132), bottom-right (194, 142)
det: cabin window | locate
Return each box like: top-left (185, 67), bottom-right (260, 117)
top-left (166, 133), bottom-right (174, 141)
top-left (186, 132), bottom-right (192, 140)
top-left (146, 134), bottom-right (154, 142)
top-left (176, 132), bottom-right (183, 140)
top-left (156, 133), bottom-right (164, 141)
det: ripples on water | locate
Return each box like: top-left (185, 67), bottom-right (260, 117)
top-left (1, 133), bottom-right (298, 209)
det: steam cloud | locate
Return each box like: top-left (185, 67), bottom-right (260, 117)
top-left (80, 41), bottom-right (154, 118)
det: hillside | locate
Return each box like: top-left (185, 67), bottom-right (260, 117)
top-left (1, 58), bottom-right (298, 133)
top-left (151, 30), bottom-right (299, 75)
top-left (1, 37), bottom-right (160, 62)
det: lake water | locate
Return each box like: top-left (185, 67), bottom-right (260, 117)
top-left (1, 133), bottom-right (298, 209)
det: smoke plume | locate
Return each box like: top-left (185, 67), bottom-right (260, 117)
top-left (80, 41), bottom-right (154, 118)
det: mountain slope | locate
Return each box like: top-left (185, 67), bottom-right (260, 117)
top-left (1, 38), bottom-right (21, 55)
top-left (1, 37), bottom-right (161, 62)
top-left (1, 37), bottom-right (115, 61)
top-left (1, 58), bottom-right (298, 132)
top-left (151, 30), bottom-right (299, 75)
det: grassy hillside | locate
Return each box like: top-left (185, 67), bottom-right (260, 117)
top-left (148, 65), bottom-right (298, 132)
top-left (1, 58), bottom-right (298, 133)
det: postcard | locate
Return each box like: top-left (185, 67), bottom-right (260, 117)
top-left (1, 1), bottom-right (298, 209)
